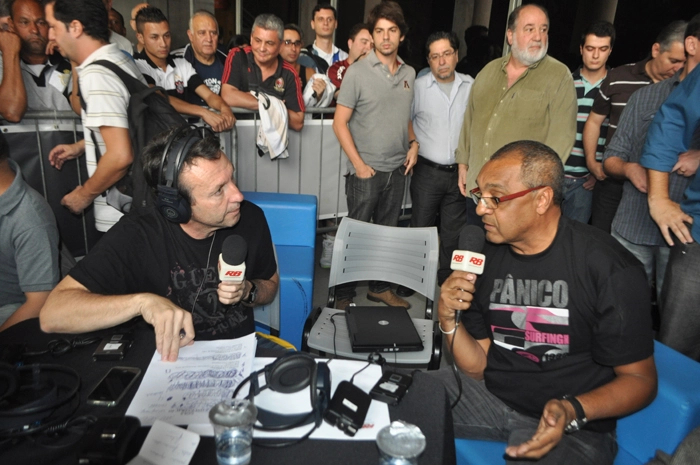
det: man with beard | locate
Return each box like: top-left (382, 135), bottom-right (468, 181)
top-left (455, 4), bottom-right (577, 227)
top-left (0, 0), bottom-right (72, 117)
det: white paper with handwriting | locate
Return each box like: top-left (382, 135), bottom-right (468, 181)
top-left (126, 420), bottom-right (200, 465)
top-left (126, 334), bottom-right (256, 426)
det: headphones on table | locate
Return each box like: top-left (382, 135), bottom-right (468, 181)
top-left (233, 353), bottom-right (331, 431)
top-left (0, 362), bottom-right (81, 437)
top-left (156, 124), bottom-right (217, 224)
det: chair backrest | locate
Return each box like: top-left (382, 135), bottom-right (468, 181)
top-left (242, 191), bottom-right (317, 248)
top-left (254, 243), bottom-right (280, 332)
top-left (328, 218), bottom-right (439, 301)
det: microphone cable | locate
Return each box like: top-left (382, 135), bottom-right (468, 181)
top-left (449, 311), bottom-right (463, 410)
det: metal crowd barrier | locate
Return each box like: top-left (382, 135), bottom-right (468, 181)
top-left (2, 108), bottom-right (412, 255)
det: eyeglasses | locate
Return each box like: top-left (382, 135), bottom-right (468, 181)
top-left (284, 40), bottom-right (303, 47)
top-left (428, 49), bottom-right (456, 62)
top-left (469, 186), bottom-right (545, 209)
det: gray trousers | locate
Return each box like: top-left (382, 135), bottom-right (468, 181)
top-left (429, 367), bottom-right (617, 465)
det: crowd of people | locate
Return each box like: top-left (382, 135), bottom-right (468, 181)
top-left (1, 1), bottom-right (699, 463)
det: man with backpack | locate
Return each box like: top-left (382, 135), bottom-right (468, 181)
top-left (44, 0), bottom-right (146, 232)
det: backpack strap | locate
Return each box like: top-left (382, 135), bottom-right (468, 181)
top-left (77, 60), bottom-right (167, 163)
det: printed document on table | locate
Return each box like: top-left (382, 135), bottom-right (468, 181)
top-left (126, 334), bottom-right (256, 426)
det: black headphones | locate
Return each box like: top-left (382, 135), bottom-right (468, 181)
top-left (0, 363), bottom-right (81, 437)
top-left (156, 124), bottom-right (217, 223)
top-left (233, 353), bottom-right (331, 431)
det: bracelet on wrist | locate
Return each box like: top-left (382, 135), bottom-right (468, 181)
top-left (438, 321), bottom-right (457, 335)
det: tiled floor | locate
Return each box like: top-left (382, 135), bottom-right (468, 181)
top-left (311, 233), bottom-right (454, 369)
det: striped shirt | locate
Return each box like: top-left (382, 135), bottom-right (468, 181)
top-left (606, 71), bottom-right (692, 246)
top-left (591, 58), bottom-right (652, 146)
top-left (565, 67), bottom-right (609, 176)
top-left (76, 44), bottom-right (147, 232)
top-left (134, 50), bottom-right (204, 105)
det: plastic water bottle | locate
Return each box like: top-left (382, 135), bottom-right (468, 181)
top-left (376, 421), bottom-right (426, 465)
top-left (215, 429), bottom-right (253, 465)
top-left (209, 399), bottom-right (257, 465)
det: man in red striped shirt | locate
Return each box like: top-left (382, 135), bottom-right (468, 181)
top-left (221, 13), bottom-right (304, 131)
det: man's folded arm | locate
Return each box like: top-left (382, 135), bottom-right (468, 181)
top-left (221, 83), bottom-right (258, 110)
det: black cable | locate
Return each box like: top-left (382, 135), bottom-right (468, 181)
top-left (449, 313), bottom-right (464, 410)
top-left (253, 421), bottom-right (317, 448)
top-left (349, 362), bottom-right (371, 385)
top-left (37, 415), bottom-right (98, 449)
top-left (23, 336), bottom-right (100, 357)
top-left (328, 312), bottom-right (344, 358)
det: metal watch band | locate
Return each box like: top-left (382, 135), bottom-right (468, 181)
top-left (561, 395), bottom-right (587, 433)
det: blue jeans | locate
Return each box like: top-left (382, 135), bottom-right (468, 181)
top-left (562, 176), bottom-right (593, 224)
top-left (409, 162), bottom-right (466, 285)
top-left (336, 168), bottom-right (406, 299)
top-left (611, 229), bottom-right (671, 296)
top-left (659, 241), bottom-right (700, 361)
top-left (430, 368), bottom-right (617, 465)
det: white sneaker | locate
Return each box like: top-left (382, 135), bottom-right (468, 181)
top-left (320, 234), bottom-right (334, 268)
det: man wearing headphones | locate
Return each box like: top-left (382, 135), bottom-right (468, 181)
top-left (40, 126), bottom-right (279, 362)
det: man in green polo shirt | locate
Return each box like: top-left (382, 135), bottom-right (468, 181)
top-left (456, 4), bottom-right (577, 227)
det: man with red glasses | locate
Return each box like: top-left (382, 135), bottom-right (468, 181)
top-left (435, 140), bottom-right (657, 464)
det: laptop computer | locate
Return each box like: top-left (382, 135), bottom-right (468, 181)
top-left (345, 306), bottom-right (424, 353)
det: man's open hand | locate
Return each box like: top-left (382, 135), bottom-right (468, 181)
top-left (505, 398), bottom-right (572, 459)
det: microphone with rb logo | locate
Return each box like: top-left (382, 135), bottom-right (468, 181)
top-left (218, 235), bottom-right (247, 284)
top-left (450, 225), bottom-right (486, 275)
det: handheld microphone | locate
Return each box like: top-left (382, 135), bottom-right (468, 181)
top-left (450, 225), bottom-right (486, 275)
top-left (218, 235), bottom-right (247, 283)
top-left (447, 225), bottom-right (485, 411)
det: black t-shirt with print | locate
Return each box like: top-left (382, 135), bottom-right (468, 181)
top-left (70, 201), bottom-right (277, 340)
top-left (463, 215), bottom-right (653, 432)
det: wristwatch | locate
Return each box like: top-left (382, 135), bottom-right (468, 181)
top-left (561, 395), bottom-right (587, 433)
top-left (242, 280), bottom-right (257, 305)
top-left (408, 139), bottom-right (420, 149)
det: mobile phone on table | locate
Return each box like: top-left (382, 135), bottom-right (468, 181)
top-left (87, 366), bottom-right (141, 407)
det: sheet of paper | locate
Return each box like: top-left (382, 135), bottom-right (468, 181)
top-left (126, 334), bottom-right (256, 426)
top-left (127, 420), bottom-right (200, 465)
top-left (189, 358), bottom-right (390, 441)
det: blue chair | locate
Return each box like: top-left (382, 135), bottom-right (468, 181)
top-left (455, 341), bottom-right (700, 465)
top-left (244, 192), bottom-right (317, 350)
